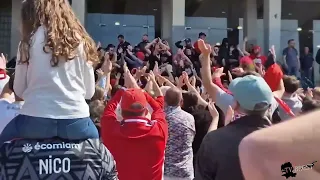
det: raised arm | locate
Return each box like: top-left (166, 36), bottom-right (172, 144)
top-left (198, 40), bottom-right (234, 115)
top-left (175, 40), bottom-right (184, 49)
top-left (242, 37), bottom-right (250, 56)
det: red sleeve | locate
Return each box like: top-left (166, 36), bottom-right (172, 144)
top-left (144, 93), bottom-right (165, 121)
top-left (212, 77), bottom-right (232, 95)
top-left (261, 56), bottom-right (267, 65)
top-left (194, 41), bottom-right (201, 54)
top-left (101, 89), bottom-right (123, 143)
top-left (145, 93), bottom-right (168, 140)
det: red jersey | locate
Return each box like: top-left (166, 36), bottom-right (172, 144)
top-left (101, 89), bottom-right (168, 180)
top-left (249, 54), bottom-right (267, 66)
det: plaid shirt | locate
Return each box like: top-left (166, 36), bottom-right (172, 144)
top-left (164, 106), bottom-right (195, 179)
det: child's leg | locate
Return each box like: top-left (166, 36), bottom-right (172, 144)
top-left (0, 115), bottom-right (56, 145)
top-left (58, 117), bottom-right (99, 140)
top-left (0, 116), bottom-right (20, 145)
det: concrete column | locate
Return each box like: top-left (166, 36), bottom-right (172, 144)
top-left (243, 0), bottom-right (258, 45)
top-left (10, 0), bottom-right (22, 57)
top-left (72, 0), bottom-right (86, 26)
top-left (227, 1), bottom-right (239, 29)
top-left (161, 0), bottom-right (185, 49)
top-left (228, 1), bottom-right (240, 45)
top-left (264, 0), bottom-right (281, 62)
top-left (313, 21), bottom-right (320, 85)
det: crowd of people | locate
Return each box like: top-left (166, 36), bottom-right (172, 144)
top-left (0, 0), bottom-right (320, 180)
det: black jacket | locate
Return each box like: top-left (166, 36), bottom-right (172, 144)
top-left (195, 115), bottom-right (270, 180)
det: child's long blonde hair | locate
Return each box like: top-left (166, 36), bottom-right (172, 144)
top-left (19, 0), bottom-right (98, 66)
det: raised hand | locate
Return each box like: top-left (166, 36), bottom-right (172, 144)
top-left (212, 67), bottom-right (225, 78)
top-left (156, 74), bottom-right (166, 86)
top-left (228, 70), bottom-right (233, 82)
top-left (96, 68), bottom-right (104, 79)
top-left (0, 53), bottom-right (7, 70)
top-left (225, 105), bottom-right (235, 126)
top-left (198, 39), bottom-right (211, 56)
top-left (148, 70), bottom-right (156, 82)
top-left (116, 73), bottom-right (121, 80)
top-left (102, 53), bottom-right (113, 73)
top-left (269, 45), bottom-right (276, 61)
top-left (123, 62), bottom-right (129, 74)
top-left (97, 41), bottom-right (101, 49)
top-left (189, 76), bottom-right (196, 87)
top-left (208, 100), bottom-right (219, 118)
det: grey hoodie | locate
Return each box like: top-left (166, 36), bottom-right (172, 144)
top-left (279, 94), bottom-right (302, 121)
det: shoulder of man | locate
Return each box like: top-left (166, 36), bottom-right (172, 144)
top-left (0, 138), bottom-right (116, 179)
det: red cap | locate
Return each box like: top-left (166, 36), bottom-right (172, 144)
top-left (253, 45), bottom-right (261, 52)
top-left (121, 88), bottom-right (148, 112)
top-left (136, 51), bottom-right (145, 61)
top-left (0, 69), bottom-right (6, 80)
top-left (240, 56), bottom-right (253, 65)
top-left (212, 66), bottom-right (218, 72)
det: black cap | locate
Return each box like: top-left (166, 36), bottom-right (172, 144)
top-left (199, 32), bottom-right (206, 37)
top-left (184, 38), bottom-right (191, 42)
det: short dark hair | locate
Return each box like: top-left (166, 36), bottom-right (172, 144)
top-left (118, 34), bottom-right (124, 39)
top-left (288, 39), bottom-right (294, 44)
top-left (106, 44), bottom-right (115, 50)
top-left (302, 97), bottom-right (320, 113)
top-left (182, 92), bottom-right (198, 110)
top-left (143, 34), bottom-right (148, 37)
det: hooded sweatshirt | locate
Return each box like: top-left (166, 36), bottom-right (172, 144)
top-left (101, 89), bottom-right (168, 180)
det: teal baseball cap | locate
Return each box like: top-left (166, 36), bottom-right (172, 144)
top-left (229, 75), bottom-right (273, 111)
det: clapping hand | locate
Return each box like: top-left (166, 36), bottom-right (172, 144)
top-left (269, 45), bottom-right (276, 61)
top-left (208, 100), bottom-right (219, 118)
top-left (212, 67), bottom-right (225, 78)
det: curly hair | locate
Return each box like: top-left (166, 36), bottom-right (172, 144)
top-left (19, 0), bottom-right (98, 67)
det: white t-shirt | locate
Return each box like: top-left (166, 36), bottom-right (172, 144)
top-left (13, 26), bottom-right (95, 119)
top-left (0, 99), bottom-right (24, 134)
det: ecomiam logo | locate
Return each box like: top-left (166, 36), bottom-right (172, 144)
top-left (34, 142), bottom-right (80, 151)
top-left (22, 143), bottom-right (33, 153)
top-left (22, 142), bottom-right (80, 153)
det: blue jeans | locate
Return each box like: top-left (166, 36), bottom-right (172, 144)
top-left (0, 115), bottom-right (99, 145)
top-left (286, 66), bottom-right (300, 78)
top-left (301, 68), bottom-right (314, 89)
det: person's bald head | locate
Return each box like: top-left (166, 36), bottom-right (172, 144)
top-left (165, 87), bottom-right (183, 107)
